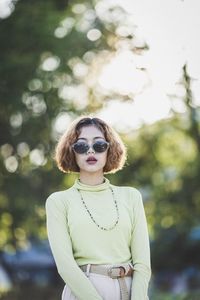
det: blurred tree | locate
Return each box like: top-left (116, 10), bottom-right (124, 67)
top-left (1, 0), bottom-right (200, 277)
top-left (0, 0), bottom-right (147, 250)
top-left (113, 65), bottom-right (200, 271)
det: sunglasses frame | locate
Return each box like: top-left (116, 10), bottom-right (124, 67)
top-left (72, 140), bottom-right (109, 154)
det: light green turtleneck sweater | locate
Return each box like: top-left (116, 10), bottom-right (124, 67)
top-left (45, 177), bottom-right (151, 300)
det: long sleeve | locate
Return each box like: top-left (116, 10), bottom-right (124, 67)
top-left (45, 193), bottom-right (103, 300)
top-left (130, 189), bottom-right (151, 300)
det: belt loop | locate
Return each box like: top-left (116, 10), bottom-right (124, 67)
top-left (128, 262), bottom-right (134, 270)
top-left (86, 264), bottom-right (91, 277)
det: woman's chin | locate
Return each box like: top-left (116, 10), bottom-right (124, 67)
top-left (80, 165), bottom-right (104, 174)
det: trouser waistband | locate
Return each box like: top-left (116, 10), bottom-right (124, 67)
top-left (80, 263), bottom-right (134, 300)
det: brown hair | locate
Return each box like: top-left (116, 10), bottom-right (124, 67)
top-left (54, 115), bottom-right (127, 174)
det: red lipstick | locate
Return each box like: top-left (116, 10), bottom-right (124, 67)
top-left (86, 156), bottom-right (97, 164)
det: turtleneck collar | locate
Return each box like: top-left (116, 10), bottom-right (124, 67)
top-left (73, 176), bottom-right (110, 191)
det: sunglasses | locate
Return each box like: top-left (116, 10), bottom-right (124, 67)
top-left (72, 140), bottom-right (109, 154)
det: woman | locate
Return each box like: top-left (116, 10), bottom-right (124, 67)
top-left (45, 116), bottom-right (151, 300)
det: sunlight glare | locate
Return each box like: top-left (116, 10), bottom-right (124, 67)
top-left (98, 88), bottom-right (171, 132)
top-left (41, 56), bottom-right (60, 72)
top-left (134, 88), bottom-right (171, 123)
top-left (97, 100), bottom-right (143, 133)
top-left (52, 113), bottom-right (74, 140)
top-left (98, 50), bottom-right (149, 96)
top-left (30, 149), bottom-right (47, 166)
top-left (97, 0), bottom-right (200, 130)
top-left (0, 0), bottom-right (16, 19)
top-left (5, 156), bottom-right (18, 173)
top-left (87, 29), bottom-right (102, 41)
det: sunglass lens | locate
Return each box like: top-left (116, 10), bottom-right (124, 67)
top-left (73, 142), bottom-right (89, 154)
top-left (93, 141), bottom-right (109, 153)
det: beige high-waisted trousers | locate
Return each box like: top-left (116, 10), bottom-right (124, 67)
top-left (61, 264), bottom-right (132, 300)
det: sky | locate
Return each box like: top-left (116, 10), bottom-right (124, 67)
top-left (97, 0), bottom-right (200, 132)
top-left (1, 0), bottom-right (200, 133)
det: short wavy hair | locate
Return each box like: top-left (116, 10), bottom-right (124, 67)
top-left (54, 115), bottom-right (127, 174)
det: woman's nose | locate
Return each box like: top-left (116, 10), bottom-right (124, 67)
top-left (86, 144), bottom-right (95, 154)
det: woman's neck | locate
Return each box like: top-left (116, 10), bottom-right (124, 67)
top-left (78, 173), bottom-right (105, 186)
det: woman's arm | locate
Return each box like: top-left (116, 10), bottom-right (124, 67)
top-left (130, 189), bottom-right (151, 300)
top-left (45, 193), bottom-right (103, 300)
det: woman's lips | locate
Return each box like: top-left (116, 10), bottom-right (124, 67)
top-left (86, 160), bottom-right (97, 164)
top-left (86, 157), bottom-right (97, 164)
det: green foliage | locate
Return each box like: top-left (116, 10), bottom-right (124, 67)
top-left (0, 1), bottom-right (200, 296)
top-left (107, 67), bottom-right (200, 272)
top-left (0, 0), bottom-right (147, 250)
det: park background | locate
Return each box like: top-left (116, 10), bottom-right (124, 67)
top-left (0, 0), bottom-right (200, 299)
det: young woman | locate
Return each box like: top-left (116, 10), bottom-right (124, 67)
top-left (45, 116), bottom-right (151, 300)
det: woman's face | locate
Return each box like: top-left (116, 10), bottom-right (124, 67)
top-left (73, 125), bottom-right (108, 175)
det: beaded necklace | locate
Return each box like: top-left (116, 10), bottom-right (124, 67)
top-left (77, 187), bottom-right (119, 231)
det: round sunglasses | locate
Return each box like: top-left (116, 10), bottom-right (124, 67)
top-left (72, 140), bottom-right (109, 154)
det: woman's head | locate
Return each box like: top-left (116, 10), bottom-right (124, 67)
top-left (54, 116), bottom-right (127, 174)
